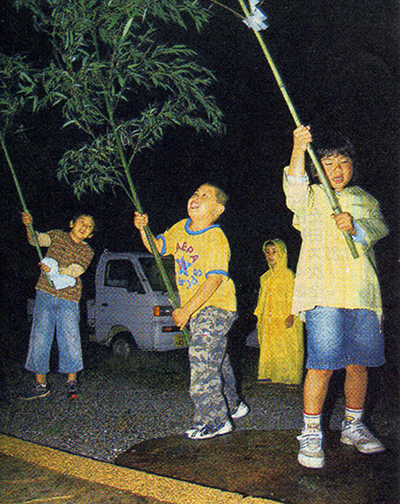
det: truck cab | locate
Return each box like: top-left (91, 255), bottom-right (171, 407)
top-left (87, 250), bottom-right (187, 356)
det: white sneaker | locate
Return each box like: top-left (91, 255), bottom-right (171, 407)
top-left (340, 420), bottom-right (385, 454)
top-left (231, 401), bottom-right (250, 419)
top-left (185, 424), bottom-right (205, 437)
top-left (297, 425), bottom-right (325, 469)
top-left (188, 420), bottom-right (233, 440)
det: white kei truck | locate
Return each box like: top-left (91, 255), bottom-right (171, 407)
top-left (28, 250), bottom-right (256, 357)
top-left (86, 250), bottom-right (187, 357)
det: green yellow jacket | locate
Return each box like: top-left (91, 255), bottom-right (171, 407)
top-left (283, 168), bottom-right (389, 319)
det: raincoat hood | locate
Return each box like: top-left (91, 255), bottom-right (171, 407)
top-left (263, 239), bottom-right (288, 271)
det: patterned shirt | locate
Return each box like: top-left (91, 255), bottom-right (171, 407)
top-left (283, 168), bottom-right (388, 319)
top-left (35, 230), bottom-right (94, 302)
top-left (159, 219), bottom-right (236, 316)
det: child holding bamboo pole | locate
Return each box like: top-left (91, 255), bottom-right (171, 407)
top-left (284, 125), bottom-right (388, 469)
top-left (19, 211), bottom-right (95, 400)
top-left (134, 183), bottom-right (248, 440)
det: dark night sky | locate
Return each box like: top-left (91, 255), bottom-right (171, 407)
top-left (0, 0), bottom-right (398, 313)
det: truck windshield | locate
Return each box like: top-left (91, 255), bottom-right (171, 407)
top-left (139, 256), bottom-right (177, 292)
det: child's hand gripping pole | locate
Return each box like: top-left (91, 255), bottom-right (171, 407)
top-left (237, 0), bottom-right (359, 258)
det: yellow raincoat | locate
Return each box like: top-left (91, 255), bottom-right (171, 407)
top-left (254, 239), bottom-right (304, 384)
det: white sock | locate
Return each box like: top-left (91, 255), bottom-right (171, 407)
top-left (303, 412), bottom-right (322, 430)
top-left (344, 407), bottom-right (363, 423)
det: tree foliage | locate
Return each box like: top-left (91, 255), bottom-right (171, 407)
top-left (14, 0), bottom-right (225, 202)
top-left (0, 53), bottom-right (39, 137)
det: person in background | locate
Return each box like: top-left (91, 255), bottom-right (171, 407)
top-left (254, 239), bottom-right (303, 385)
top-left (283, 125), bottom-right (388, 469)
top-left (19, 211), bottom-right (95, 400)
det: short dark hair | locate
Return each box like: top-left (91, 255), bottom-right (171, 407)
top-left (205, 183), bottom-right (229, 207)
top-left (309, 130), bottom-right (358, 183)
top-left (72, 213), bottom-right (96, 234)
top-left (315, 131), bottom-right (356, 161)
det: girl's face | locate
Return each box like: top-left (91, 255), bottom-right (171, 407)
top-left (264, 245), bottom-right (278, 268)
top-left (321, 153), bottom-right (353, 192)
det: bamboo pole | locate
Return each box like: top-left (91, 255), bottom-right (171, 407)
top-left (237, 0), bottom-right (359, 258)
top-left (105, 100), bottom-right (191, 345)
top-left (124, 170), bottom-right (191, 346)
top-left (1, 133), bottom-right (53, 284)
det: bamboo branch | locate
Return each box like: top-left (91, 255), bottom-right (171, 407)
top-left (104, 97), bottom-right (191, 345)
top-left (237, 0), bottom-right (358, 258)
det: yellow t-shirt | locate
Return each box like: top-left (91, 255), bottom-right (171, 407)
top-left (159, 219), bottom-right (236, 315)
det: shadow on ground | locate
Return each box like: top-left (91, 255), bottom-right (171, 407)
top-left (115, 429), bottom-right (399, 504)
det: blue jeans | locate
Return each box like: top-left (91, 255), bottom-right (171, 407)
top-left (305, 306), bottom-right (385, 370)
top-left (25, 290), bottom-right (83, 375)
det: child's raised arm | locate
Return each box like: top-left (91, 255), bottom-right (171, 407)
top-left (134, 211), bottom-right (163, 255)
top-left (21, 211), bottom-right (51, 248)
top-left (288, 125), bottom-right (312, 177)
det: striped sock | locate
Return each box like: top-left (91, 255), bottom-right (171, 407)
top-left (303, 412), bottom-right (322, 430)
top-left (344, 407), bottom-right (363, 424)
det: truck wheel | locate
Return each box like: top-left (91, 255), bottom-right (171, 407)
top-left (111, 334), bottom-right (136, 359)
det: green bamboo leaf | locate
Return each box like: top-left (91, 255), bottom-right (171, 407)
top-left (122, 17), bottom-right (134, 38)
top-left (12, 0), bottom-right (224, 319)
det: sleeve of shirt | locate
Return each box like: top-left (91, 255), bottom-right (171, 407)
top-left (204, 229), bottom-right (230, 279)
top-left (157, 235), bottom-right (167, 256)
top-left (159, 222), bottom-right (179, 256)
top-left (73, 244), bottom-right (94, 272)
top-left (352, 223), bottom-right (367, 244)
top-left (59, 264), bottom-right (85, 277)
top-left (29, 232), bottom-right (51, 247)
top-left (354, 198), bottom-right (389, 247)
top-left (254, 274), bottom-right (266, 318)
top-left (283, 166), bottom-right (313, 215)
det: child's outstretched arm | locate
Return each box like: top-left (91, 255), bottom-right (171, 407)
top-left (288, 125), bottom-right (312, 177)
top-left (134, 212), bottom-right (163, 254)
top-left (172, 274), bottom-right (223, 330)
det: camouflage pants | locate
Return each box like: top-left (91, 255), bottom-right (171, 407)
top-left (189, 306), bottom-right (238, 427)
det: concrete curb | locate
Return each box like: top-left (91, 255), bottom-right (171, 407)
top-left (0, 434), bottom-right (284, 504)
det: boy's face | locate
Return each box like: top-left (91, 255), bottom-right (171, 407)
top-left (187, 184), bottom-right (224, 225)
top-left (321, 153), bottom-right (353, 192)
top-left (69, 215), bottom-right (94, 243)
top-left (264, 245), bottom-right (278, 268)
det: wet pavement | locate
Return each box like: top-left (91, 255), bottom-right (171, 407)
top-left (116, 429), bottom-right (400, 504)
top-left (1, 430), bottom-right (399, 504)
top-left (0, 434), bottom-right (279, 504)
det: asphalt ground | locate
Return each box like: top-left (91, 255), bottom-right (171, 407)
top-left (2, 429), bottom-right (399, 504)
top-left (0, 434), bottom-right (281, 504)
